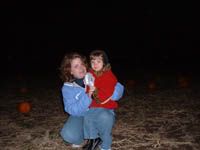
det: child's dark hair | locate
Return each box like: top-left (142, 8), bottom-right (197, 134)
top-left (89, 50), bottom-right (110, 69)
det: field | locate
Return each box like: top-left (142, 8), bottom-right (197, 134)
top-left (1, 73), bottom-right (200, 150)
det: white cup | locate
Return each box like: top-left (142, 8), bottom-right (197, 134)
top-left (84, 72), bottom-right (95, 87)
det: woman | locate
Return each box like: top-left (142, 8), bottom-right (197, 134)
top-left (59, 51), bottom-right (124, 149)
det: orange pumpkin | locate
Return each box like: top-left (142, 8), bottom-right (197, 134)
top-left (126, 79), bottom-right (136, 89)
top-left (148, 81), bottom-right (157, 91)
top-left (177, 76), bottom-right (190, 88)
top-left (20, 87), bottom-right (28, 94)
top-left (124, 79), bottom-right (136, 95)
top-left (18, 102), bottom-right (31, 113)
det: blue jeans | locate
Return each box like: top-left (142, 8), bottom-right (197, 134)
top-left (60, 116), bottom-right (84, 145)
top-left (84, 108), bottom-right (115, 149)
top-left (60, 108), bottom-right (115, 149)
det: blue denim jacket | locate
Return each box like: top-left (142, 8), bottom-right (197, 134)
top-left (62, 82), bottom-right (124, 116)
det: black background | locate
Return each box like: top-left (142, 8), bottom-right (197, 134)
top-left (2, 1), bottom-right (200, 79)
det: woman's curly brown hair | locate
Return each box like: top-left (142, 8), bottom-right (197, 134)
top-left (59, 52), bottom-right (88, 82)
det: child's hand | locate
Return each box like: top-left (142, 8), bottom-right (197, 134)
top-left (88, 86), bottom-right (96, 97)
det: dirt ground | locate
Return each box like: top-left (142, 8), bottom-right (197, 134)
top-left (1, 75), bottom-right (200, 150)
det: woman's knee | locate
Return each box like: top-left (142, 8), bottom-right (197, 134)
top-left (60, 127), bottom-right (83, 144)
top-left (60, 127), bottom-right (73, 142)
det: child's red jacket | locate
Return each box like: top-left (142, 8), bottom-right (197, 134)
top-left (88, 69), bottom-right (118, 109)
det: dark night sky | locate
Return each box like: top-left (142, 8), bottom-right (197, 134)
top-left (2, 1), bottom-right (200, 77)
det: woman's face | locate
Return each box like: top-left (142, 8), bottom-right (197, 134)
top-left (70, 57), bottom-right (87, 79)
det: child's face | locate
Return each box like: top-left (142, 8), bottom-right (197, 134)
top-left (91, 56), bottom-right (104, 72)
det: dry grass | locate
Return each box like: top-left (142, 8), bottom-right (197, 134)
top-left (1, 75), bottom-right (200, 150)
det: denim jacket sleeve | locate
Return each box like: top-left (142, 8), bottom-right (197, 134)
top-left (62, 84), bottom-right (92, 116)
top-left (111, 82), bottom-right (124, 101)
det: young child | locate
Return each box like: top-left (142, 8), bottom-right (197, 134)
top-left (88, 49), bottom-right (118, 109)
top-left (83, 49), bottom-right (119, 150)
